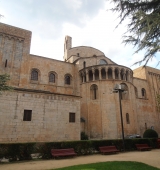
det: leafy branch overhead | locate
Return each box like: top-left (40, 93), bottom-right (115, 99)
top-left (109, 0), bottom-right (160, 65)
top-left (0, 74), bottom-right (13, 94)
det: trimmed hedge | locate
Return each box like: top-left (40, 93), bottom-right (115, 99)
top-left (0, 138), bottom-right (158, 161)
top-left (0, 143), bottom-right (35, 161)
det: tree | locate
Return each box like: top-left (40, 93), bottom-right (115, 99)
top-left (0, 74), bottom-right (13, 94)
top-left (109, 0), bottom-right (160, 65)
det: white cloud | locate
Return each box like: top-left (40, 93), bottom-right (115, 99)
top-left (64, 0), bottom-right (82, 10)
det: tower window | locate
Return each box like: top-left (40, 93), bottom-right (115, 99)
top-left (69, 112), bottom-right (75, 122)
top-left (65, 75), bottom-right (71, 85)
top-left (126, 113), bottom-right (130, 124)
top-left (5, 60), bottom-right (8, 67)
top-left (142, 88), bottom-right (146, 98)
top-left (49, 73), bottom-right (55, 83)
top-left (90, 84), bottom-right (98, 100)
top-left (31, 69), bottom-right (38, 81)
top-left (83, 61), bottom-right (86, 68)
top-left (23, 110), bottom-right (32, 121)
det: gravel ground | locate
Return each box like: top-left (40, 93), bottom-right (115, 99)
top-left (0, 149), bottom-right (160, 170)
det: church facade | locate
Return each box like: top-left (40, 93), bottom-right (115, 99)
top-left (0, 23), bottom-right (159, 143)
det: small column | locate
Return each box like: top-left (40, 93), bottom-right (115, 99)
top-left (99, 68), bottom-right (102, 80)
top-left (130, 72), bottom-right (133, 82)
top-left (82, 73), bottom-right (85, 83)
top-left (126, 71), bottom-right (129, 81)
top-left (86, 70), bottom-right (89, 82)
top-left (127, 74), bottom-right (130, 82)
top-left (80, 72), bottom-right (83, 83)
top-left (106, 68), bottom-right (108, 79)
top-left (112, 68), bottom-right (115, 79)
top-left (92, 68), bottom-right (95, 81)
top-left (123, 73), bottom-right (126, 81)
top-left (118, 70), bottom-right (121, 80)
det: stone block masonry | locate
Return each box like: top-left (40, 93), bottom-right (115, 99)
top-left (0, 90), bottom-right (80, 143)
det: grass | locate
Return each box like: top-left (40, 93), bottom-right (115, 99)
top-left (53, 161), bottom-right (160, 170)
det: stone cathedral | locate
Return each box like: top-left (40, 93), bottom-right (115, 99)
top-left (0, 23), bottom-right (159, 143)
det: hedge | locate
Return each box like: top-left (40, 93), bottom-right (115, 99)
top-left (0, 138), bottom-right (158, 161)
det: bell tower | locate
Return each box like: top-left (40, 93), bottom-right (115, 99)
top-left (63, 35), bottom-right (72, 61)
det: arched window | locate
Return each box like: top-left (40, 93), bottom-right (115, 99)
top-left (83, 61), bottom-right (86, 68)
top-left (99, 59), bottom-right (107, 65)
top-left (31, 69), bottom-right (38, 81)
top-left (49, 73), bottom-right (55, 83)
top-left (90, 84), bottom-right (98, 100)
top-left (81, 73), bottom-right (83, 83)
top-left (108, 68), bottom-right (112, 79)
top-left (120, 69), bottom-right (124, 80)
top-left (5, 59), bottom-right (7, 67)
top-left (142, 88), bottom-right (146, 98)
top-left (126, 113), bottom-right (130, 124)
top-left (89, 70), bottom-right (93, 81)
top-left (95, 69), bottom-right (99, 80)
top-left (115, 68), bottom-right (119, 79)
top-left (135, 87), bottom-right (138, 98)
top-left (121, 83), bottom-right (129, 100)
top-left (65, 74), bottom-right (71, 85)
top-left (126, 70), bottom-right (129, 81)
top-left (84, 74), bottom-right (86, 82)
top-left (81, 72), bottom-right (86, 83)
top-left (101, 68), bottom-right (106, 79)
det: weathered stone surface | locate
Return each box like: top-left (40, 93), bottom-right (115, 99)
top-left (0, 23), bottom-right (159, 143)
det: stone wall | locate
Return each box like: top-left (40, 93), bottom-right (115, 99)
top-left (133, 75), bottom-right (160, 135)
top-left (0, 90), bottom-right (80, 143)
top-left (19, 54), bottom-right (77, 95)
top-left (0, 23), bottom-right (31, 86)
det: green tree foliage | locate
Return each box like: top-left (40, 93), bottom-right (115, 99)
top-left (0, 74), bottom-right (13, 94)
top-left (109, 0), bottom-right (160, 65)
top-left (143, 129), bottom-right (158, 138)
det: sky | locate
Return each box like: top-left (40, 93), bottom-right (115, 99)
top-left (0, 0), bottom-right (159, 70)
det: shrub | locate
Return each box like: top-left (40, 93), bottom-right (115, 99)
top-left (143, 129), bottom-right (158, 138)
top-left (81, 132), bottom-right (88, 140)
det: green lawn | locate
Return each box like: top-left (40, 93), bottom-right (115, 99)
top-left (53, 161), bottom-right (159, 170)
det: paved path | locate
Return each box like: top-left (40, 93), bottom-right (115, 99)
top-left (0, 149), bottom-right (160, 170)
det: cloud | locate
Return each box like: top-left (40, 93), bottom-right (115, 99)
top-left (0, 0), bottom-right (105, 39)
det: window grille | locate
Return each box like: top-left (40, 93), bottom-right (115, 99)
top-left (31, 70), bottom-right (38, 80)
top-left (49, 73), bottom-right (55, 83)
